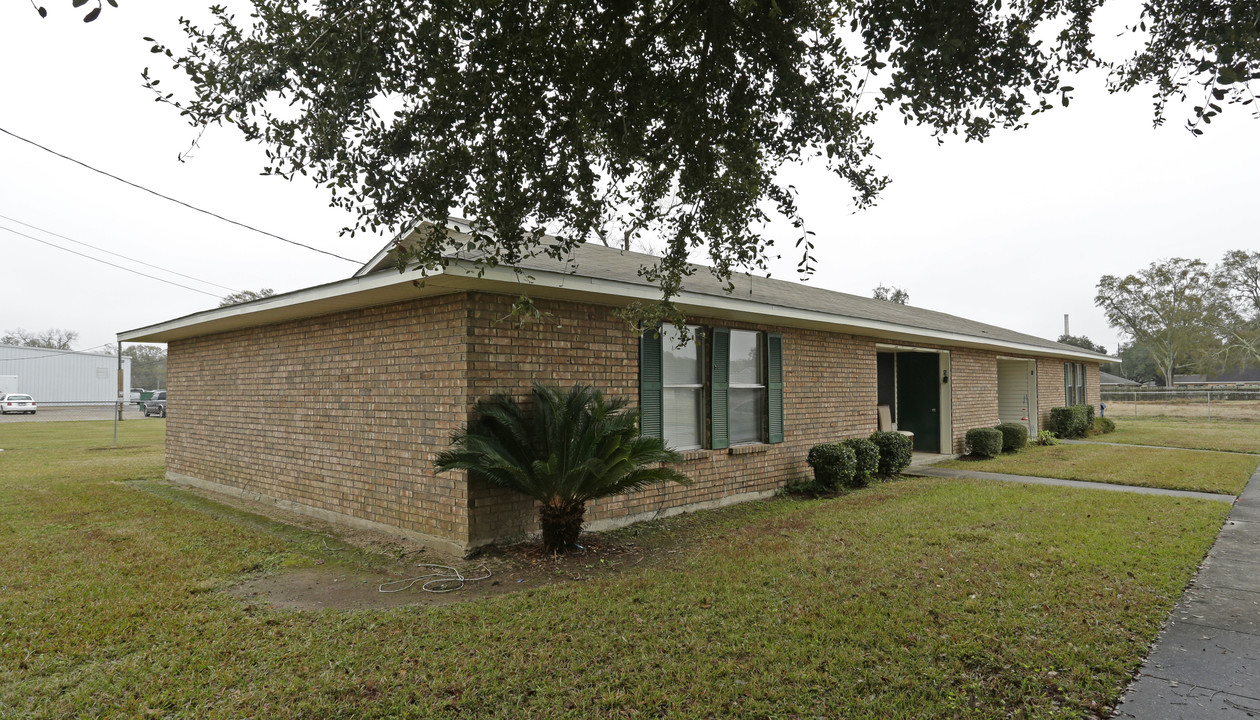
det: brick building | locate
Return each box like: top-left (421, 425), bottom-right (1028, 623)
top-left (119, 221), bottom-right (1107, 555)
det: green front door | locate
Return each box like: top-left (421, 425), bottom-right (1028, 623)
top-left (896, 352), bottom-right (941, 453)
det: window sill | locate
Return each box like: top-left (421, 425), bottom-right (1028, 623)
top-left (672, 449), bottom-right (712, 462)
top-left (727, 444), bottom-right (769, 456)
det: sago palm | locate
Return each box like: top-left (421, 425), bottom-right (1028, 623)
top-left (436, 383), bottom-right (689, 552)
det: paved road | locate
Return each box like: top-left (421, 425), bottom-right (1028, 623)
top-left (0, 404), bottom-right (152, 423)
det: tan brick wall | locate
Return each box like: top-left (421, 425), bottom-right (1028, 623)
top-left (460, 293), bottom-right (881, 545)
top-left (164, 289), bottom-right (1101, 551)
top-left (166, 294), bottom-right (473, 547)
top-left (947, 349), bottom-right (1000, 454)
top-left (1035, 358), bottom-right (1101, 431)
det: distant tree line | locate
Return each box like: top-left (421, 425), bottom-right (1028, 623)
top-left (1095, 251), bottom-right (1260, 386)
top-left (1, 328), bottom-right (79, 350)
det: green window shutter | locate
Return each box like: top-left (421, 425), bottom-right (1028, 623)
top-left (767, 332), bottom-right (784, 443)
top-left (710, 327), bottom-right (730, 450)
top-left (639, 329), bottom-right (663, 439)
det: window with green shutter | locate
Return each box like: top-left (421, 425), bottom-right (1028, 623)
top-left (709, 327), bottom-right (731, 449)
top-left (767, 333), bottom-right (784, 443)
top-left (639, 329), bottom-right (663, 439)
top-left (640, 325), bottom-right (785, 450)
top-left (662, 325), bottom-right (704, 450)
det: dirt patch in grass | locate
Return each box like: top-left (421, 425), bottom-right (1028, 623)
top-left (226, 534), bottom-right (663, 611)
top-left (136, 478), bottom-right (700, 611)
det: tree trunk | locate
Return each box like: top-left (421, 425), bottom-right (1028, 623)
top-left (1163, 363), bottom-right (1175, 387)
top-left (538, 500), bottom-right (586, 553)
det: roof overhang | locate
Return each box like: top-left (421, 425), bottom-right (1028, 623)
top-left (120, 259), bottom-right (1110, 363)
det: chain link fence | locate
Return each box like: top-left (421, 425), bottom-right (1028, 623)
top-left (0, 400), bottom-right (162, 423)
top-left (1100, 389), bottom-right (1260, 422)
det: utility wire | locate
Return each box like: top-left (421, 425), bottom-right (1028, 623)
top-left (0, 212), bottom-right (240, 294)
top-left (0, 126), bottom-right (366, 265)
top-left (0, 224), bottom-right (222, 299)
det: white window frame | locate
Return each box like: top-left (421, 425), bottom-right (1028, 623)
top-left (661, 325), bottom-right (705, 451)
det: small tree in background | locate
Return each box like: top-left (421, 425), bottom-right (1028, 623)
top-left (219, 289), bottom-right (275, 307)
top-left (1212, 250), bottom-right (1260, 368)
top-left (437, 384), bottom-right (689, 552)
top-left (1056, 334), bottom-right (1107, 355)
top-left (1095, 258), bottom-right (1219, 387)
top-left (873, 285), bottom-right (909, 304)
top-left (122, 345), bottom-right (168, 389)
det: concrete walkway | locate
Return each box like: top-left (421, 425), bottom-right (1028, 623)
top-left (905, 465), bottom-right (1237, 503)
top-left (1061, 438), bottom-right (1260, 457)
top-left (1113, 465), bottom-right (1260, 719)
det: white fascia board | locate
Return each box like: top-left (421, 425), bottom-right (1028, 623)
top-left (117, 265), bottom-right (457, 342)
top-left (120, 256), bottom-right (1111, 364)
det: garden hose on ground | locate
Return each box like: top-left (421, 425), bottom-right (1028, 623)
top-left (378, 564), bottom-right (492, 594)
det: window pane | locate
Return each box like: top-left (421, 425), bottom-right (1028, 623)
top-left (662, 325), bottom-right (701, 385)
top-left (730, 387), bottom-right (765, 444)
top-left (663, 387), bottom-right (703, 450)
top-left (729, 330), bottom-right (763, 385)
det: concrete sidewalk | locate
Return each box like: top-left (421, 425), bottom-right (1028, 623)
top-left (1114, 465), bottom-right (1260, 719)
top-left (905, 464), bottom-right (1236, 503)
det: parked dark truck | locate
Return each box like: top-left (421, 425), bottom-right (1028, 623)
top-left (142, 390), bottom-right (166, 418)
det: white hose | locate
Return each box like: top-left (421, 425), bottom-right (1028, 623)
top-left (378, 563), bottom-right (492, 594)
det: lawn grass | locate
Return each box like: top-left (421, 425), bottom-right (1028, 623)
top-left (0, 421), bottom-right (1233, 718)
top-left (1082, 418), bottom-right (1260, 454)
top-left (936, 443), bottom-right (1258, 496)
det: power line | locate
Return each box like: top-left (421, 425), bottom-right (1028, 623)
top-left (0, 212), bottom-right (240, 294)
top-left (0, 126), bottom-right (367, 265)
top-left (0, 224), bottom-right (223, 299)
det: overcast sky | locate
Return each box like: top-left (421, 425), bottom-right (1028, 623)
top-left (1, 1), bottom-right (1255, 356)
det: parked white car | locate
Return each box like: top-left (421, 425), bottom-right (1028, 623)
top-left (130, 388), bottom-right (146, 404)
top-left (0, 393), bottom-right (37, 414)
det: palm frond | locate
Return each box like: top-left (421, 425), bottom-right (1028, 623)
top-left (435, 383), bottom-right (690, 509)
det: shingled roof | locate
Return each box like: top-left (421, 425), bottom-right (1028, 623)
top-left (355, 220), bottom-right (1109, 361)
top-left (121, 219), bottom-right (1110, 363)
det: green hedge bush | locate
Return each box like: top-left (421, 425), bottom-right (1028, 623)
top-left (870, 431), bottom-right (914, 477)
top-left (841, 438), bottom-right (880, 488)
top-left (965, 428), bottom-right (1003, 458)
top-left (807, 443), bottom-right (856, 490)
top-left (1049, 406), bottom-right (1090, 438)
top-left (1094, 416), bottom-right (1116, 434)
top-left (994, 422), bottom-right (1029, 452)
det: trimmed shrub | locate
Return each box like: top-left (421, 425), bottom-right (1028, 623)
top-left (1082, 404), bottom-right (1095, 428)
top-left (965, 428), bottom-right (1003, 458)
top-left (1033, 430), bottom-right (1059, 446)
top-left (994, 422), bottom-right (1029, 452)
top-left (841, 438), bottom-right (880, 488)
top-left (1048, 406), bottom-right (1090, 438)
top-left (807, 443), bottom-right (857, 490)
top-left (870, 431), bottom-right (914, 477)
top-left (1094, 416), bottom-right (1116, 434)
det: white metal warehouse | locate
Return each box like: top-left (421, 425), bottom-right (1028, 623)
top-left (0, 345), bottom-right (131, 404)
